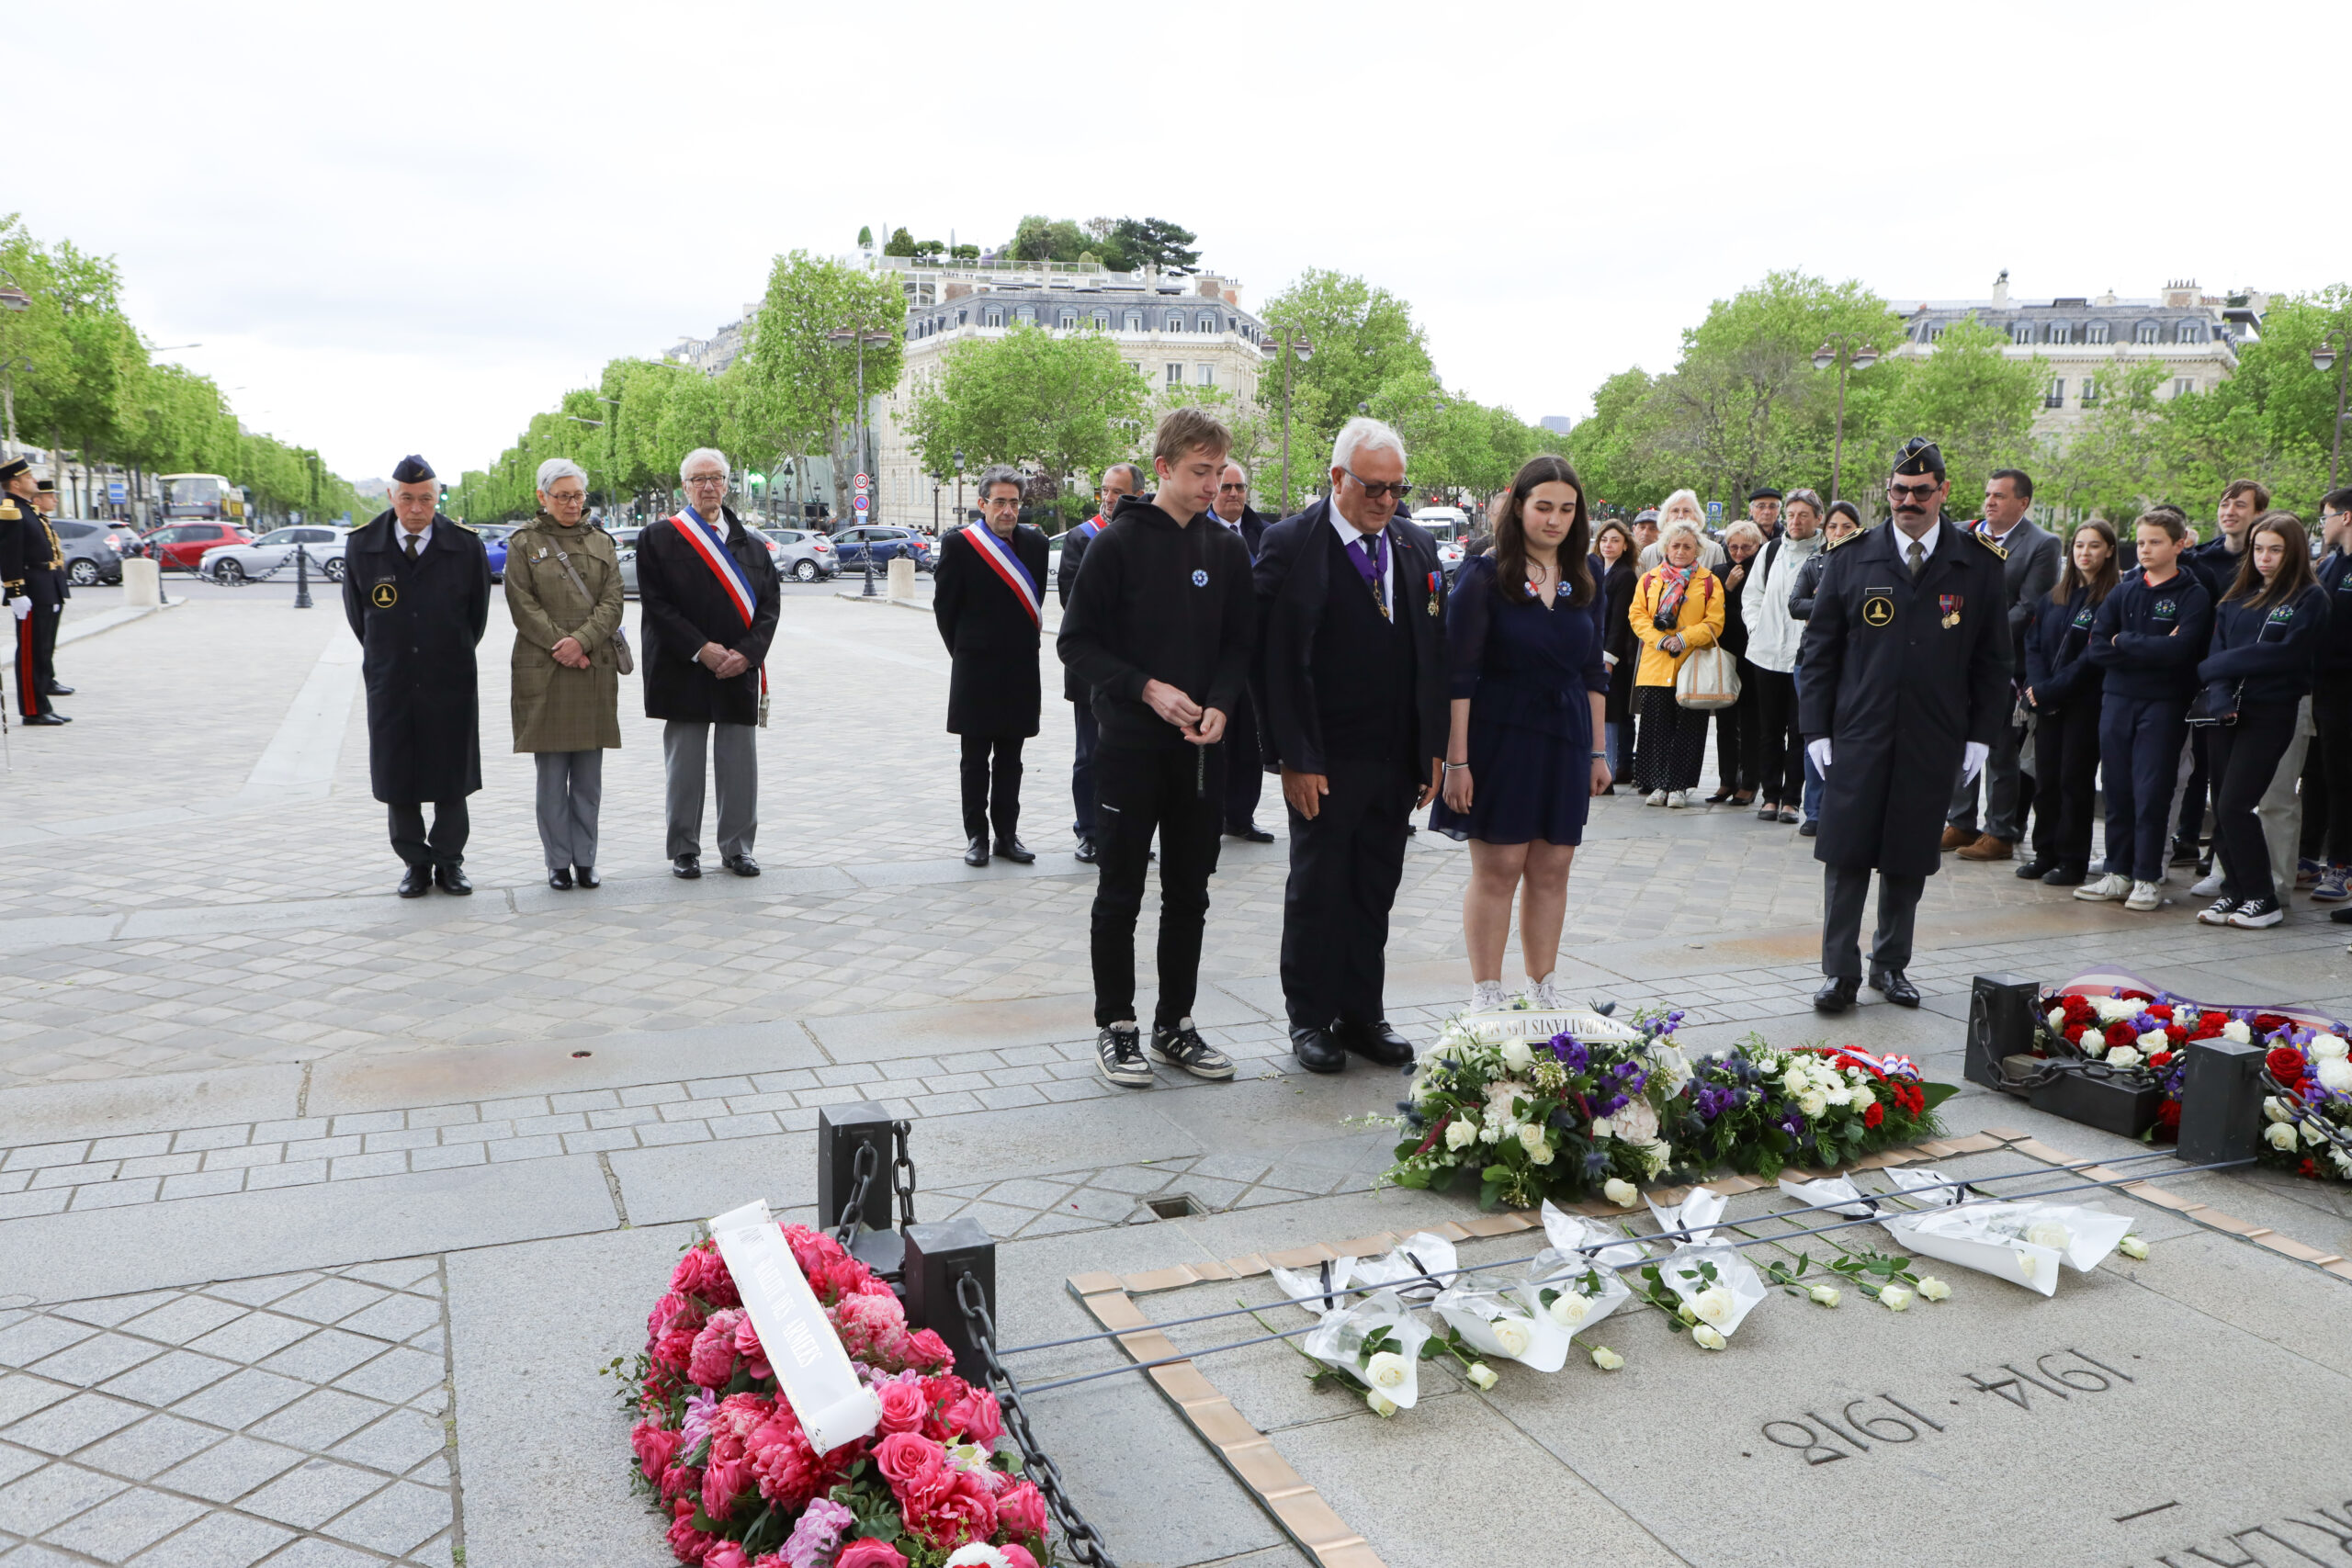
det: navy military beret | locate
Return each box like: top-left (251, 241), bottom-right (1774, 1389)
top-left (390, 455), bottom-right (435, 484)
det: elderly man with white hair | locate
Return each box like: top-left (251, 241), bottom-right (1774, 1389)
top-left (506, 457), bottom-right (628, 888)
top-left (1252, 416), bottom-right (1448, 1074)
top-left (637, 448), bottom-right (781, 879)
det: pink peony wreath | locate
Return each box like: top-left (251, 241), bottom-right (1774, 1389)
top-left (624, 1224), bottom-right (1050, 1568)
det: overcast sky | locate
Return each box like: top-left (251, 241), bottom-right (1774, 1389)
top-left (13, 0), bottom-right (2344, 483)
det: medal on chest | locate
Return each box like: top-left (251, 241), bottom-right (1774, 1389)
top-left (1939, 593), bottom-right (1962, 628)
top-left (1862, 588), bottom-right (1895, 627)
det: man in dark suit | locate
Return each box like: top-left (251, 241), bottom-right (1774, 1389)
top-left (1210, 459), bottom-right (1273, 840)
top-left (1057, 463), bottom-right (1142, 863)
top-left (1254, 417), bottom-right (1445, 1073)
top-left (343, 456), bottom-right (492, 896)
top-left (1947, 468), bottom-right (2062, 863)
top-left (1802, 438), bottom-right (2012, 1012)
top-left (935, 465), bottom-right (1050, 866)
top-left (638, 448), bottom-right (781, 879)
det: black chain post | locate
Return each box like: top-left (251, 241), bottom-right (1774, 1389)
top-left (292, 542), bottom-right (312, 609)
top-left (819, 1103), bottom-right (897, 1242)
top-left (1964, 973), bottom-right (2037, 1089)
top-left (2179, 1039), bottom-right (2265, 1166)
top-left (951, 1266), bottom-right (1119, 1568)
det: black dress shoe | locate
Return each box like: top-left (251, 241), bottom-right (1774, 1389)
top-left (1813, 976), bottom-right (1859, 1014)
top-left (963, 837), bottom-right (989, 867)
top-left (1073, 837), bottom-right (1099, 864)
top-left (1338, 1020), bottom-right (1415, 1067)
top-left (1796, 819), bottom-right (1817, 838)
top-left (21, 713), bottom-right (66, 726)
top-left (992, 837), bottom-right (1036, 864)
top-left (435, 863), bottom-right (472, 896)
top-left (722, 853), bottom-right (761, 877)
top-left (573, 864), bottom-right (600, 888)
top-left (673, 854), bottom-right (701, 879)
top-left (548, 867), bottom-right (573, 890)
top-left (2332, 905), bottom-right (2352, 925)
top-left (42, 682), bottom-right (72, 696)
top-left (1290, 1026), bottom-right (1346, 1074)
top-left (1869, 968), bottom-right (1920, 1007)
top-left (2041, 863), bottom-right (2086, 886)
top-left (2015, 859), bottom-right (2053, 880)
top-left (1226, 820), bottom-right (1275, 843)
top-left (397, 864), bottom-right (432, 898)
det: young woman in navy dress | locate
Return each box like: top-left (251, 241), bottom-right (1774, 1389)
top-left (1430, 455), bottom-right (1611, 1011)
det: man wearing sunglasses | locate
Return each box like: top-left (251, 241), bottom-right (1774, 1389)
top-left (1212, 460), bottom-right (1273, 841)
top-left (1253, 417), bottom-right (1447, 1074)
top-left (1799, 437), bottom-right (2010, 1015)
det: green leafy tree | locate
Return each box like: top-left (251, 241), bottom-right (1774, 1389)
top-left (1867, 315), bottom-right (2043, 517)
top-left (950, 243), bottom-right (980, 262)
top-left (1009, 216), bottom-right (1088, 264)
top-left (738, 250), bottom-right (905, 520)
top-left (883, 227), bottom-right (917, 257)
top-left (856, 225), bottom-right (873, 248)
top-left (907, 323), bottom-right (1146, 526)
top-left (1255, 269), bottom-right (1434, 510)
top-left (1110, 217), bottom-right (1199, 275)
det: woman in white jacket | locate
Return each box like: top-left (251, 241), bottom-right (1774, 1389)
top-left (1739, 488), bottom-right (1825, 824)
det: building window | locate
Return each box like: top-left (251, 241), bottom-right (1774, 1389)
top-left (1196, 364), bottom-right (1216, 386)
top-left (1123, 311), bottom-right (1142, 332)
top-left (1125, 361), bottom-right (1141, 376)
top-left (1165, 363), bottom-right (1182, 385)
top-left (2136, 322), bottom-right (2159, 344)
top-left (1091, 309), bottom-right (1110, 328)
top-left (1928, 325), bottom-right (1946, 342)
top-left (2044, 378), bottom-right (2064, 410)
top-left (2086, 322), bottom-right (2109, 344)
top-left (1197, 311), bottom-right (1216, 332)
top-left (1057, 310), bottom-right (1077, 330)
top-left (2177, 321), bottom-right (2201, 343)
top-left (2174, 378), bottom-right (2197, 398)
top-left (1014, 305), bottom-right (1036, 323)
top-left (2048, 323), bottom-right (2072, 345)
top-left (1165, 315), bottom-right (1185, 333)
top-left (2081, 378), bottom-right (2101, 407)
top-left (2012, 322), bottom-right (2036, 345)
top-left (982, 308), bottom-right (1004, 328)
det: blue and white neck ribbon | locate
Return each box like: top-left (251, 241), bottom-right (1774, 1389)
top-left (963, 523), bottom-right (1040, 626)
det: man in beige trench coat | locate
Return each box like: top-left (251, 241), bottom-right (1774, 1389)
top-left (507, 457), bottom-right (627, 888)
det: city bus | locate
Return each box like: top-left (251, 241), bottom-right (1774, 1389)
top-left (157, 473), bottom-right (249, 524)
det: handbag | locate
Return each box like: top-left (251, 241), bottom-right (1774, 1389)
top-left (552, 544), bottom-right (632, 674)
top-left (1675, 645), bottom-right (1742, 710)
top-left (2185, 681), bottom-right (2239, 728)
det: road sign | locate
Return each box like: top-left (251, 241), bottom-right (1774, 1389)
top-left (854, 471), bottom-right (870, 489)
top-left (107, 480), bottom-right (126, 503)
top-left (854, 497), bottom-right (870, 516)
top-left (1707, 501), bottom-right (1724, 519)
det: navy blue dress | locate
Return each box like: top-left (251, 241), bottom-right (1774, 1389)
top-left (1429, 554), bottom-right (1611, 845)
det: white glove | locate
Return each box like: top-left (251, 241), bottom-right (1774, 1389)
top-left (8, 597), bottom-right (27, 622)
top-left (1962, 740), bottom-right (1989, 784)
top-left (1807, 738), bottom-right (1832, 774)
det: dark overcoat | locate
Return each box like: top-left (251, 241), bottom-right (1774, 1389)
top-left (636, 507), bottom-right (780, 726)
top-left (1797, 519), bottom-right (2012, 876)
top-left (933, 521), bottom-right (1048, 738)
top-left (1056, 516), bottom-right (1102, 703)
top-left (342, 512), bottom-right (492, 804)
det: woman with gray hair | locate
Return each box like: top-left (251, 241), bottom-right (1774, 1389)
top-left (505, 457), bottom-right (626, 888)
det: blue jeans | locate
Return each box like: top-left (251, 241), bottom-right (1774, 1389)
top-left (1070, 701), bottom-right (1100, 840)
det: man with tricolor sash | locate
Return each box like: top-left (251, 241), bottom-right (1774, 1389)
top-left (637, 448), bottom-right (780, 880)
top-left (934, 465), bottom-right (1051, 866)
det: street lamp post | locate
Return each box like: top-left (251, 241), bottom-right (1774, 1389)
top-left (1261, 330), bottom-right (1313, 515)
top-left (1812, 335), bottom-right (1882, 505)
top-left (953, 448), bottom-right (965, 526)
top-left (2313, 329), bottom-right (2352, 491)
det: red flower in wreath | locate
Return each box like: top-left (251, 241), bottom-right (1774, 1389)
top-left (2267, 1046), bottom-right (2307, 1085)
top-left (2164, 1025), bottom-right (2187, 1047)
top-left (2255, 1013), bottom-right (2296, 1037)
top-left (1864, 1101), bottom-right (1885, 1129)
top-left (2144, 1004), bottom-right (2174, 1022)
top-left (2147, 1052), bottom-right (2173, 1069)
top-left (2188, 1011), bottom-right (2226, 1041)
top-left (2156, 1100), bottom-right (2181, 1131)
top-left (2104, 1021), bottom-right (2141, 1051)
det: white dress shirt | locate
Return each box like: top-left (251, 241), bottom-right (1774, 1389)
top-left (396, 522), bottom-right (434, 556)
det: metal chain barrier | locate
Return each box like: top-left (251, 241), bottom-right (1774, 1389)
top-left (891, 1119), bottom-right (918, 1229)
top-left (166, 545), bottom-right (345, 589)
top-left (831, 1141), bottom-right (878, 1245)
top-left (1996, 1053), bottom-right (2158, 1094)
top-left (956, 1270), bottom-right (1118, 1568)
top-left (2259, 1067), bottom-right (2352, 1160)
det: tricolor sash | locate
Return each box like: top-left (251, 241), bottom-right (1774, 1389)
top-left (962, 524), bottom-right (1040, 626)
top-left (669, 509), bottom-right (767, 699)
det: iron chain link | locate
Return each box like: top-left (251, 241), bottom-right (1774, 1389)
top-left (831, 1141), bottom-right (879, 1245)
top-left (891, 1118), bottom-right (917, 1229)
top-left (956, 1270), bottom-right (1117, 1568)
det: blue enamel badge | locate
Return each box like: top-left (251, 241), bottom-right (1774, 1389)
top-left (1192, 570), bottom-right (1207, 587)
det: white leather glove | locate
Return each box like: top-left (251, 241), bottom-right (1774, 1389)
top-left (1962, 740), bottom-right (1989, 784)
top-left (1807, 738), bottom-right (1832, 774)
top-left (8, 597), bottom-right (28, 622)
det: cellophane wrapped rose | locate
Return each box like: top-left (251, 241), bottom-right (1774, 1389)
top-left (623, 1224), bottom-right (1050, 1567)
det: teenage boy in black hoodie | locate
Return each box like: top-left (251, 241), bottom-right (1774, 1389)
top-left (1057, 408), bottom-right (1257, 1089)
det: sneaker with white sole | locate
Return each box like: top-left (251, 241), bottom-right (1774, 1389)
top-left (1645, 789), bottom-right (1668, 807)
top-left (1096, 1023), bottom-right (1153, 1088)
top-left (2314, 867), bottom-right (2352, 904)
top-left (1148, 1018), bottom-right (1235, 1080)
top-left (1668, 790), bottom-right (1690, 808)
top-left (2197, 897), bottom-right (2240, 926)
top-left (2227, 897), bottom-right (2284, 929)
top-left (2125, 880), bottom-right (2163, 911)
top-left (2297, 858), bottom-right (2324, 889)
top-left (2189, 869), bottom-right (2226, 897)
top-left (2075, 873), bottom-right (2132, 902)
top-left (1524, 972), bottom-right (1565, 1010)
top-left (1470, 978), bottom-right (1510, 1012)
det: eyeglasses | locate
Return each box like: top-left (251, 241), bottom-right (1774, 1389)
top-left (1218, 482), bottom-right (1248, 492)
top-left (1887, 481), bottom-right (1941, 501)
top-left (545, 491), bottom-right (586, 504)
top-left (684, 474), bottom-right (729, 486)
top-left (1342, 468), bottom-right (1410, 501)
top-left (981, 496), bottom-right (1020, 508)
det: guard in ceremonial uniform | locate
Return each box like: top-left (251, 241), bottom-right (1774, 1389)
top-left (27, 478), bottom-right (72, 704)
top-left (0, 457), bottom-right (64, 725)
top-left (343, 455), bottom-right (492, 896)
top-left (934, 465), bottom-right (1050, 866)
top-left (1799, 438), bottom-right (2010, 1012)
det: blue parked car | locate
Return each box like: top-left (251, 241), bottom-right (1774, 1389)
top-left (466, 523), bottom-right (514, 581)
top-left (829, 525), bottom-right (932, 572)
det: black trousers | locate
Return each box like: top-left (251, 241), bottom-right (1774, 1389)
top-left (1821, 864), bottom-right (1926, 981)
top-left (2211, 701), bottom-right (2300, 904)
top-left (959, 734), bottom-right (1024, 842)
top-left (1089, 742), bottom-right (1223, 1029)
top-left (2302, 673), bottom-right (2352, 863)
top-left (1633, 686), bottom-right (1707, 793)
top-left (1751, 667), bottom-right (1801, 806)
top-left (1224, 686), bottom-right (1266, 829)
top-left (388, 799), bottom-right (469, 867)
top-left (2178, 728), bottom-right (2211, 849)
top-left (1711, 663), bottom-right (1759, 793)
top-left (1069, 701), bottom-right (1099, 840)
top-left (2030, 700), bottom-right (2101, 869)
top-left (1283, 753), bottom-right (1416, 1030)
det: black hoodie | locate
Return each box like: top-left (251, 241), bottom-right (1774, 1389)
top-left (1056, 494), bottom-right (1256, 750)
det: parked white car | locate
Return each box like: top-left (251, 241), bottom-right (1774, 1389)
top-left (198, 525), bottom-right (351, 583)
top-left (1414, 506), bottom-right (1470, 582)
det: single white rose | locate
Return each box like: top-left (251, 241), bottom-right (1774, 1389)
top-left (1915, 1277), bottom-right (1951, 1302)
top-left (1366, 1389), bottom-right (1398, 1417)
top-left (2046, 1007), bottom-right (2067, 1032)
top-left (1464, 1361), bottom-right (1499, 1390)
top-left (1546, 1292), bottom-right (1590, 1328)
top-left (2222, 1020), bottom-right (2254, 1043)
top-left (2136, 1028), bottom-right (2169, 1052)
top-left (2025, 1220), bottom-right (2071, 1251)
top-left (2303, 1120), bottom-right (2328, 1147)
top-left (1479, 1123), bottom-right (1503, 1145)
top-left (2118, 1236), bottom-right (2150, 1260)
top-left (1528, 1139), bottom-right (1555, 1166)
top-left (1798, 1091), bottom-right (1828, 1118)
top-left (1689, 1285), bottom-right (1735, 1326)
top-left (1490, 1317), bottom-right (1532, 1359)
top-left (1637, 1138), bottom-right (1672, 1178)
top-left (1808, 1284), bottom-right (1841, 1308)
top-left (944, 1546), bottom-right (1014, 1568)
top-left (2334, 1147), bottom-right (2352, 1178)
top-left (1364, 1351), bottom-right (1410, 1391)
top-left (1445, 1118), bottom-right (1477, 1151)
top-left (2015, 1249), bottom-right (2039, 1280)
top-left (2266, 1122), bottom-right (2301, 1151)
top-left (1589, 1116), bottom-right (1616, 1140)
top-left (1849, 1084), bottom-right (1876, 1111)
top-left (2318, 1058), bottom-right (2352, 1093)
top-left (2265, 1096), bottom-right (2293, 1123)
top-left (1500, 1036), bottom-right (1534, 1072)
top-left (1519, 1122), bottom-right (1549, 1157)
top-left (1691, 1324), bottom-right (1727, 1350)
top-left (1590, 1346), bottom-right (1624, 1371)
top-left (2106, 1046), bottom-right (2141, 1070)
top-left (1878, 1284), bottom-right (1914, 1312)
top-left (1677, 1303), bottom-right (1698, 1325)
top-left (1604, 1178), bottom-right (1639, 1208)
top-left (2312, 1033), bottom-right (2350, 1062)
top-left (2095, 997), bottom-right (2139, 1022)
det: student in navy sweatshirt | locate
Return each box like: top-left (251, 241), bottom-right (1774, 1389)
top-left (2079, 510), bottom-right (2213, 910)
top-left (2193, 511), bottom-right (2329, 929)
top-left (2019, 519), bottom-right (2119, 886)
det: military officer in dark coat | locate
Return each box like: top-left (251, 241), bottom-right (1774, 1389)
top-left (934, 465), bottom-right (1050, 866)
top-left (1800, 438), bottom-right (2011, 1012)
top-left (0, 457), bottom-right (65, 725)
top-left (344, 455), bottom-right (492, 897)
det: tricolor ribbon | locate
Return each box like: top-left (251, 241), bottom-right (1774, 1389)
top-left (961, 522), bottom-right (1041, 626)
top-left (670, 509), bottom-right (766, 695)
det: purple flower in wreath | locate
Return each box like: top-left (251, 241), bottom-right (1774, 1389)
top-left (1581, 1147), bottom-right (1611, 1179)
top-left (1551, 1035), bottom-right (1589, 1071)
top-left (1780, 1112), bottom-right (1805, 1139)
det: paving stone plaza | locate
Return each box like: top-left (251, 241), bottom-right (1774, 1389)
top-left (4, 583), bottom-right (2351, 1568)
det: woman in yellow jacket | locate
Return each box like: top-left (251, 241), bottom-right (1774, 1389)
top-left (1629, 520), bottom-right (1726, 807)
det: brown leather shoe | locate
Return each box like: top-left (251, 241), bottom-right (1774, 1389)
top-left (1939, 826), bottom-right (1973, 852)
top-left (1957, 834), bottom-right (2014, 862)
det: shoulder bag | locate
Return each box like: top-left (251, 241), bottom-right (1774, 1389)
top-left (2185, 682), bottom-right (2239, 728)
top-left (551, 543), bottom-right (633, 674)
top-left (1675, 645), bottom-right (1742, 710)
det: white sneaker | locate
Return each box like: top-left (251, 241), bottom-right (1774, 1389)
top-left (2125, 880), bottom-right (2163, 911)
top-left (1469, 979), bottom-right (1510, 1012)
top-left (1645, 790), bottom-right (1668, 807)
top-left (1524, 973), bottom-right (1565, 1010)
top-left (2075, 874), bottom-right (2132, 902)
top-left (2188, 870), bottom-right (2226, 897)
top-left (1668, 790), bottom-right (1690, 809)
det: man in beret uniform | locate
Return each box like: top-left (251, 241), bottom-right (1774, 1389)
top-left (0, 457), bottom-right (65, 725)
top-left (1799, 438), bottom-right (2011, 1013)
top-left (344, 456), bottom-right (491, 896)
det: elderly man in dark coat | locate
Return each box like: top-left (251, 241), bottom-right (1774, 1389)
top-left (638, 447), bottom-right (781, 879)
top-left (935, 465), bottom-right (1050, 866)
top-left (1800, 438), bottom-right (2011, 1013)
top-left (344, 455), bottom-right (492, 897)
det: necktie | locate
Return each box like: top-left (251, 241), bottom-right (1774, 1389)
top-left (1906, 540), bottom-right (1924, 580)
top-left (1352, 534), bottom-right (1388, 618)
top-left (405, 533), bottom-right (420, 562)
